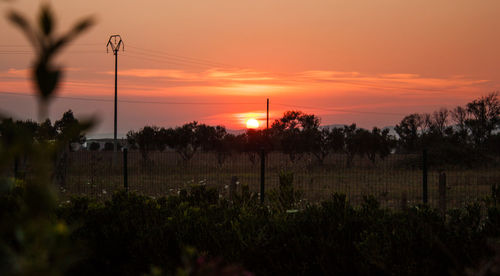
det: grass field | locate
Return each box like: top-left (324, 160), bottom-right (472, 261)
top-left (60, 150), bottom-right (500, 209)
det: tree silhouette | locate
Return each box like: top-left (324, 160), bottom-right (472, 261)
top-left (451, 106), bottom-right (469, 144)
top-left (126, 126), bottom-right (162, 161)
top-left (465, 92), bottom-right (500, 146)
top-left (203, 126), bottom-right (236, 166)
top-left (37, 118), bottom-right (56, 141)
top-left (272, 110), bottom-right (321, 162)
top-left (395, 114), bottom-right (424, 153)
top-left (238, 130), bottom-right (267, 165)
top-left (166, 122), bottom-right (204, 162)
top-left (310, 128), bottom-right (334, 165)
top-left (343, 124), bottom-right (358, 167)
top-left (362, 127), bottom-right (394, 164)
top-left (54, 110), bottom-right (86, 151)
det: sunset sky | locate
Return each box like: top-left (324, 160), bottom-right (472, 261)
top-left (1, 0), bottom-right (499, 137)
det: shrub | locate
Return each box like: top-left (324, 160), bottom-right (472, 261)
top-left (50, 188), bottom-right (500, 275)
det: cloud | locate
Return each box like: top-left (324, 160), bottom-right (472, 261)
top-left (299, 70), bottom-right (361, 79)
top-left (379, 73), bottom-right (420, 79)
top-left (205, 69), bottom-right (275, 81)
top-left (0, 68), bottom-right (30, 78)
top-left (104, 69), bottom-right (198, 79)
top-left (7, 68), bottom-right (29, 76)
top-left (3, 66), bottom-right (494, 111)
top-left (1, 67), bottom-right (81, 78)
top-left (99, 67), bottom-right (491, 97)
top-left (289, 71), bottom-right (491, 96)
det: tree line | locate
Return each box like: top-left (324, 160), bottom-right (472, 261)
top-left (125, 93), bottom-right (500, 166)
top-left (395, 92), bottom-right (500, 165)
top-left (0, 110), bottom-right (85, 151)
top-left (1, 93), bottom-right (499, 167)
top-left (0, 110), bottom-right (89, 185)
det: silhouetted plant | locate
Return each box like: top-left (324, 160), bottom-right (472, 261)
top-left (268, 171), bottom-right (303, 211)
top-left (491, 184), bottom-right (500, 208)
top-left (8, 5), bottom-right (94, 119)
top-left (0, 4), bottom-right (94, 275)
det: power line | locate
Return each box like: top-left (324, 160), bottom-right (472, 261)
top-left (0, 52), bottom-right (33, 55)
top-left (0, 50), bottom-right (32, 53)
top-left (0, 43), bottom-right (102, 47)
top-left (123, 50), bottom-right (240, 69)
top-left (0, 91), bottom-right (406, 116)
top-left (0, 43), bottom-right (234, 69)
top-left (0, 50), bottom-right (104, 55)
top-left (0, 91), bottom-right (262, 105)
top-left (273, 102), bottom-right (407, 116)
top-left (127, 44), bottom-right (236, 68)
top-left (0, 51), bottom-right (481, 95)
top-left (314, 79), bottom-right (452, 93)
top-left (125, 49), bottom-right (229, 68)
top-left (0, 44), bottom-right (487, 95)
top-left (124, 52), bottom-right (214, 69)
top-left (113, 51), bottom-right (485, 94)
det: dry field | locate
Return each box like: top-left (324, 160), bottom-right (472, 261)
top-left (62, 150), bottom-right (500, 209)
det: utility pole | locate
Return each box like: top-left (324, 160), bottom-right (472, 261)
top-left (266, 98), bottom-right (269, 129)
top-left (106, 35), bottom-right (124, 162)
top-left (261, 98), bottom-right (269, 204)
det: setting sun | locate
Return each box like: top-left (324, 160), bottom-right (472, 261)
top-left (246, 118), bottom-right (259, 129)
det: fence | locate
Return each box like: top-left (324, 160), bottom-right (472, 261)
top-left (7, 149), bottom-right (500, 209)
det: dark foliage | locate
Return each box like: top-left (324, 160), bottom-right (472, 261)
top-left (48, 186), bottom-right (500, 276)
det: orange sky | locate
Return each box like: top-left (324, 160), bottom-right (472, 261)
top-left (1, 0), bottom-right (499, 137)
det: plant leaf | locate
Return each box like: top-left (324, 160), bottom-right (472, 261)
top-left (52, 17), bottom-right (94, 54)
top-left (8, 11), bottom-right (29, 29)
top-left (39, 4), bottom-right (53, 36)
top-left (72, 17), bottom-right (95, 35)
top-left (34, 63), bottom-right (61, 100)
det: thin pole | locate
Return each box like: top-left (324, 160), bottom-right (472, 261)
top-left (261, 98), bottom-right (269, 204)
top-left (123, 148), bottom-right (128, 192)
top-left (260, 148), bottom-right (265, 204)
top-left (422, 149), bottom-right (428, 204)
top-left (13, 156), bottom-right (19, 179)
top-left (114, 49), bottom-right (118, 154)
top-left (438, 172), bottom-right (446, 215)
top-left (107, 34), bottom-right (124, 164)
top-left (266, 98), bottom-right (269, 129)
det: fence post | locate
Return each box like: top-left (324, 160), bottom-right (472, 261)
top-left (260, 148), bottom-right (266, 204)
top-left (123, 148), bottom-right (128, 192)
top-left (400, 192), bottom-right (408, 210)
top-left (439, 171), bottom-right (446, 215)
top-left (422, 149), bottom-right (428, 204)
top-left (13, 156), bottom-right (19, 179)
top-left (230, 176), bottom-right (238, 200)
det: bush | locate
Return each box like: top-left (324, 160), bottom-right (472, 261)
top-left (268, 171), bottom-right (303, 212)
top-left (46, 187), bottom-right (500, 275)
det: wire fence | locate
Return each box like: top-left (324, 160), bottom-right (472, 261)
top-left (6, 150), bottom-right (500, 209)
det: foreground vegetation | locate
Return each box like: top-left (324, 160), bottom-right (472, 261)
top-left (3, 182), bottom-right (500, 275)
